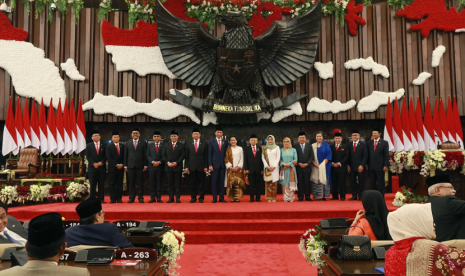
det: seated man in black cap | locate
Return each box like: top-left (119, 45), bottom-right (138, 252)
top-left (427, 175), bottom-right (465, 242)
top-left (106, 131), bottom-right (125, 203)
top-left (85, 130), bottom-right (107, 203)
top-left (124, 127), bottom-right (148, 203)
top-left (147, 130), bottom-right (164, 203)
top-left (184, 128), bottom-right (208, 203)
top-left (244, 134), bottom-right (263, 202)
top-left (0, 202), bottom-right (28, 245)
top-left (65, 199), bottom-right (134, 248)
top-left (162, 130), bottom-right (186, 203)
top-left (0, 212), bottom-right (90, 276)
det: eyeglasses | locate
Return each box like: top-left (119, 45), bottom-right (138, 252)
top-left (98, 210), bottom-right (105, 216)
top-left (440, 186), bottom-right (454, 190)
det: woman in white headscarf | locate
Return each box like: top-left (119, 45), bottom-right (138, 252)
top-left (261, 135), bottom-right (280, 202)
top-left (385, 203), bottom-right (465, 276)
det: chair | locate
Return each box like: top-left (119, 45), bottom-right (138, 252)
top-left (10, 147), bottom-right (40, 178)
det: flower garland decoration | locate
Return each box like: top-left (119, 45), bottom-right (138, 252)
top-left (393, 186), bottom-right (428, 207)
top-left (158, 230), bottom-right (186, 276)
top-left (98, 0), bottom-right (112, 21)
top-left (298, 228), bottom-right (327, 269)
top-left (125, 0), bottom-right (154, 28)
top-left (29, 0), bottom-right (83, 22)
top-left (249, 1), bottom-right (290, 37)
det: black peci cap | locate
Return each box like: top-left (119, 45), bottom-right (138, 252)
top-left (75, 198), bottom-right (102, 219)
top-left (426, 175), bottom-right (451, 187)
top-left (28, 212), bottom-right (65, 247)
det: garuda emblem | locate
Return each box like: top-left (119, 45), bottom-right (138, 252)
top-left (156, 0), bottom-right (322, 124)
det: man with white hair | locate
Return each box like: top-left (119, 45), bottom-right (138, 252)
top-left (427, 174), bottom-right (465, 242)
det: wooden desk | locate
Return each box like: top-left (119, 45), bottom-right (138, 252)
top-left (321, 254), bottom-right (384, 276)
top-left (0, 257), bottom-right (167, 276)
top-left (314, 225), bottom-right (348, 245)
top-left (126, 227), bottom-right (172, 249)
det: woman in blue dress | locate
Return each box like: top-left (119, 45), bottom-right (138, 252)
top-left (311, 131), bottom-right (332, 200)
top-left (279, 137), bottom-right (298, 202)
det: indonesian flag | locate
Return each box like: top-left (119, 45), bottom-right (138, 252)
top-left (69, 99), bottom-right (78, 154)
top-left (38, 99), bottom-right (48, 154)
top-left (453, 97), bottom-right (464, 149)
top-left (432, 98), bottom-right (442, 145)
top-left (54, 99), bottom-right (65, 155)
top-left (46, 98), bottom-right (57, 155)
top-left (76, 99), bottom-right (86, 154)
top-left (22, 98), bottom-right (32, 148)
top-left (13, 98), bottom-right (25, 155)
top-left (392, 98), bottom-right (404, 151)
top-left (424, 97), bottom-right (436, 150)
top-left (446, 97), bottom-right (457, 143)
top-left (400, 99), bottom-right (412, 151)
top-left (439, 98), bottom-right (449, 142)
top-left (63, 101), bottom-right (73, 155)
top-left (415, 97), bottom-right (426, 151)
top-left (30, 100), bottom-right (40, 149)
top-left (2, 98), bottom-right (17, 156)
top-left (408, 97), bottom-right (419, 150)
top-left (383, 98), bottom-right (395, 152)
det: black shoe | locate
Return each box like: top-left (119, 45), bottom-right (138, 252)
top-left (330, 198), bottom-right (339, 201)
top-left (199, 199), bottom-right (204, 203)
top-left (219, 199), bottom-right (227, 203)
top-left (305, 198), bottom-right (313, 201)
top-left (212, 200), bottom-right (217, 203)
top-left (249, 199), bottom-right (254, 202)
top-left (349, 197), bottom-right (357, 201)
top-left (110, 200), bottom-right (116, 204)
top-left (128, 199), bottom-right (134, 203)
top-left (101, 201), bottom-right (106, 204)
top-left (167, 199), bottom-right (174, 203)
top-left (298, 199), bottom-right (304, 202)
top-left (158, 199), bottom-right (164, 203)
top-left (256, 199), bottom-right (262, 202)
top-left (148, 199), bottom-right (156, 203)
top-left (190, 199), bottom-right (196, 203)
top-left (340, 198), bottom-right (346, 201)
top-left (117, 199), bottom-right (123, 203)
top-left (176, 199), bottom-right (181, 203)
top-left (139, 199), bottom-right (144, 203)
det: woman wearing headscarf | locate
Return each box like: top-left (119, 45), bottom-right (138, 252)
top-left (348, 190), bottom-right (391, 240)
top-left (224, 136), bottom-right (246, 202)
top-left (311, 131), bottom-right (332, 200)
top-left (261, 135), bottom-right (280, 202)
top-left (385, 203), bottom-right (465, 276)
top-left (279, 137), bottom-right (298, 202)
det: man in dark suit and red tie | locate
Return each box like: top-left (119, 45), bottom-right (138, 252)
top-left (243, 134), bottom-right (263, 202)
top-left (124, 128), bottom-right (148, 203)
top-left (294, 131), bottom-right (314, 201)
top-left (367, 127), bottom-right (390, 195)
top-left (348, 129), bottom-right (368, 201)
top-left (208, 126), bottom-right (228, 203)
top-left (162, 130), bottom-right (185, 203)
top-left (185, 128), bottom-right (208, 203)
top-left (106, 131), bottom-right (125, 203)
top-left (330, 132), bottom-right (349, 201)
top-left (146, 130), bottom-right (164, 203)
top-left (85, 130), bottom-right (106, 203)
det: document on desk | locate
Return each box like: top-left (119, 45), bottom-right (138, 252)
top-left (109, 260), bottom-right (142, 266)
top-left (374, 267), bottom-right (385, 273)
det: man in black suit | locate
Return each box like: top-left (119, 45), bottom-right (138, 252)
top-left (243, 134), bottom-right (263, 202)
top-left (208, 126), bottom-right (228, 203)
top-left (348, 129), bottom-right (368, 201)
top-left (366, 127), bottom-right (389, 195)
top-left (293, 131), bottom-right (314, 201)
top-left (162, 130), bottom-right (186, 203)
top-left (106, 131), bottom-right (125, 203)
top-left (124, 128), bottom-right (148, 203)
top-left (85, 130), bottom-right (106, 203)
top-left (147, 130), bottom-right (164, 203)
top-left (330, 132), bottom-right (349, 201)
top-left (185, 128), bottom-right (208, 203)
top-left (0, 202), bottom-right (28, 245)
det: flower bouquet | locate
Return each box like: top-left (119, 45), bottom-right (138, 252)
top-left (392, 186), bottom-right (428, 207)
top-left (0, 185), bottom-right (18, 204)
top-left (298, 228), bottom-right (327, 269)
top-left (29, 183), bottom-right (52, 202)
top-left (34, 172), bottom-right (57, 179)
top-left (420, 150), bottom-right (446, 177)
top-left (48, 184), bottom-right (68, 202)
top-left (158, 230), bottom-right (185, 276)
top-left (66, 181), bottom-right (90, 202)
top-left (16, 185), bottom-right (31, 204)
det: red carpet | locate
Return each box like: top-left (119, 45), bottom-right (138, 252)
top-left (8, 193), bottom-right (397, 244)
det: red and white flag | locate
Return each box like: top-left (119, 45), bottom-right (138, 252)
top-left (400, 99), bottom-right (412, 151)
top-left (46, 99), bottom-right (57, 155)
top-left (76, 99), bottom-right (86, 154)
top-left (439, 98), bottom-right (449, 142)
top-left (415, 97), bottom-right (426, 151)
top-left (2, 98), bottom-right (17, 156)
top-left (453, 97), bottom-right (464, 149)
top-left (383, 98), bottom-right (395, 152)
top-left (392, 98), bottom-right (404, 151)
top-left (13, 98), bottom-right (25, 155)
top-left (424, 97), bottom-right (437, 150)
top-left (432, 98), bottom-right (442, 146)
top-left (69, 99), bottom-right (78, 154)
top-left (63, 101), bottom-right (73, 155)
top-left (30, 101), bottom-right (40, 149)
top-left (54, 99), bottom-right (65, 155)
top-left (446, 97), bottom-right (457, 143)
top-left (38, 99), bottom-right (48, 154)
top-left (408, 97), bottom-right (419, 150)
top-left (22, 98), bottom-right (32, 148)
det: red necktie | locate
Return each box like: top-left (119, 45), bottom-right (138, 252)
top-left (134, 140), bottom-right (137, 150)
top-left (253, 146), bottom-right (256, 157)
top-left (195, 140), bottom-right (198, 153)
top-left (116, 144), bottom-right (120, 155)
top-left (218, 139), bottom-right (221, 151)
top-left (353, 143), bottom-right (356, 153)
top-left (172, 143), bottom-right (175, 150)
top-left (156, 143), bottom-right (159, 153)
top-left (374, 140), bottom-right (377, 151)
top-left (336, 144), bottom-right (339, 151)
top-left (96, 143), bottom-right (99, 154)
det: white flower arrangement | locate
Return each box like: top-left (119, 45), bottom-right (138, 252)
top-left (393, 191), bottom-right (406, 207)
top-left (66, 181), bottom-right (89, 201)
top-left (420, 150), bottom-right (446, 176)
top-left (298, 229), bottom-right (327, 269)
top-left (29, 184), bottom-right (52, 201)
top-left (0, 185), bottom-right (18, 204)
top-left (158, 230), bottom-right (185, 276)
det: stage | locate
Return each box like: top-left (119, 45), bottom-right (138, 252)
top-left (9, 193), bottom-right (398, 244)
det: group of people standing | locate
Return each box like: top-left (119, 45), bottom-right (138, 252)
top-left (85, 126), bottom-right (390, 203)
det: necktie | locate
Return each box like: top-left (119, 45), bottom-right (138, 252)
top-left (172, 143), bottom-right (175, 150)
top-left (353, 143), bottom-right (356, 153)
top-left (116, 144), bottom-right (120, 155)
top-left (4, 230), bottom-right (21, 245)
top-left (218, 139), bottom-right (221, 151)
top-left (253, 146), bottom-right (256, 157)
top-left (134, 140), bottom-right (137, 150)
top-left (301, 144), bottom-right (304, 154)
top-left (336, 144), bottom-right (339, 151)
top-left (96, 143), bottom-right (99, 154)
top-left (195, 140), bottom-right (198, 153)
top-left (374, 140), bottom-right (377, 151)
top-left (156, 143), bottom-right (159, 153)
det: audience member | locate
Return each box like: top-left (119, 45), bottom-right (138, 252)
top-left (0, 202), bottom-right (27, 245)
